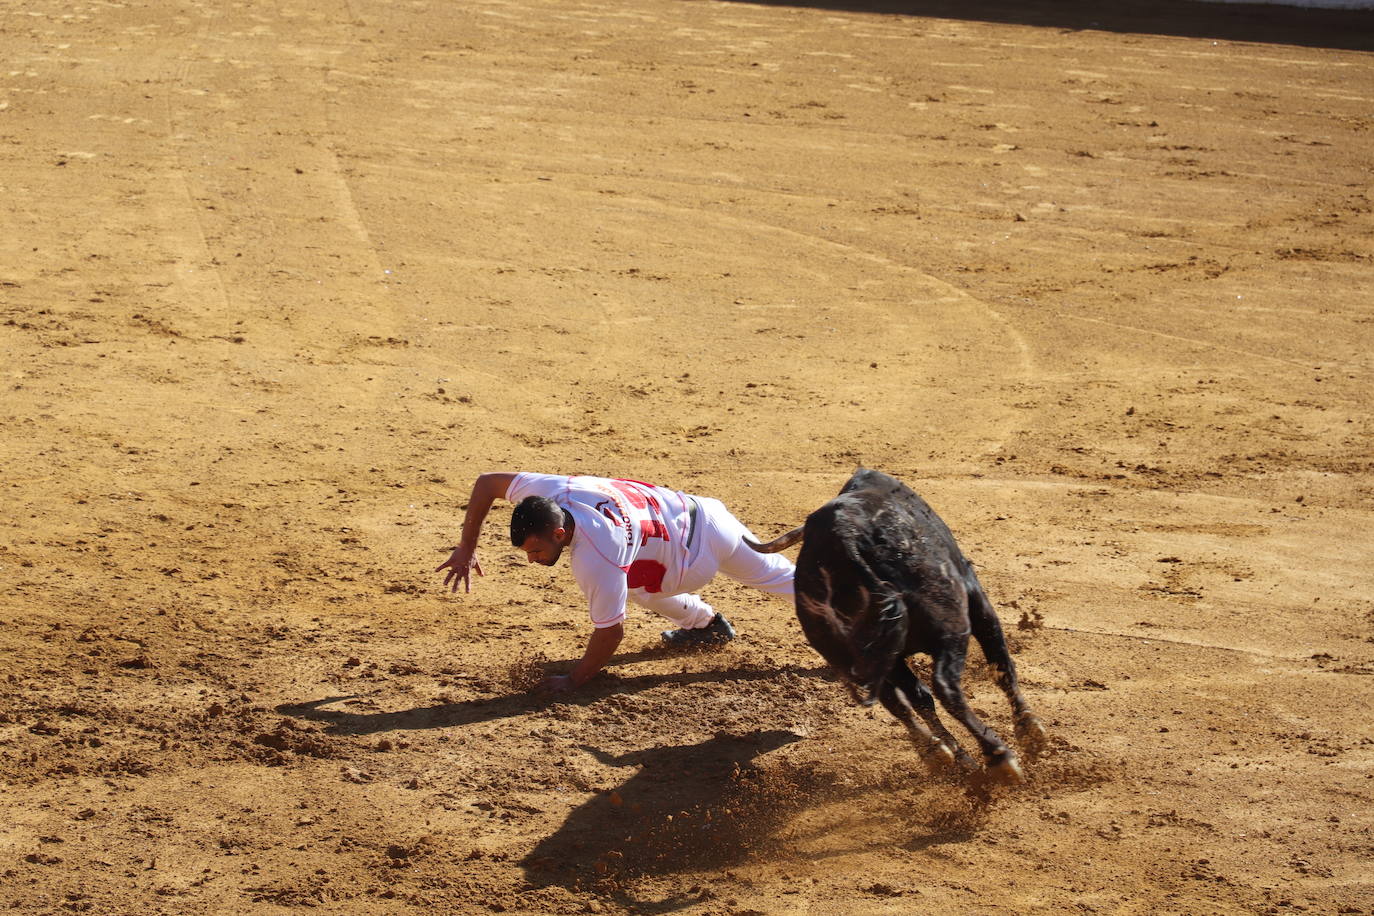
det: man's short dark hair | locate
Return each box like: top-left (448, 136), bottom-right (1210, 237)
top-left (511, 496), bottom-right (564, 546)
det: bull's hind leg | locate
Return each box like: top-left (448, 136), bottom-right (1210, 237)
top-left (886, 660), bottom-right (978, 772)
top-left (929, 635), bottom-right (1024, 784)
top-left (968, 585), bottom-right (1047, 756)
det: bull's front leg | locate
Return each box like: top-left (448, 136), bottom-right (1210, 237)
top-left (877, 675), bottom-right (971, 775)
top-left (885, 661), bottom-right (978, 772)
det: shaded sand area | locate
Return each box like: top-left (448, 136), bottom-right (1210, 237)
top-left (2, 0), bottom-right (1372, 912)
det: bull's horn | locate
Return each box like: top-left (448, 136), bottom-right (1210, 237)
top-left (744, 525), bottom-right (804, 553)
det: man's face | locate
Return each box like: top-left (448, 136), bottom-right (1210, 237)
top-left (520, 528), bottom-right (567, 567)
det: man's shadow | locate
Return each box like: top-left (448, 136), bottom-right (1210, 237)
top-left (276, 660), bottom-right (830, 736)
top-left (520, 729), bottom-right (805, 912)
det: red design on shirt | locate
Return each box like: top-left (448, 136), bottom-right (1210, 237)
top-left (611, 479), bottom-right (657, 510)
top-left (626, 559), bottom-right (667, 593)
top-left (612, 479), bottom-right (671, 547)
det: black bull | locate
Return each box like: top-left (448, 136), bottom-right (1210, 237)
top-left (748, 469), bottom-right (1046, 783)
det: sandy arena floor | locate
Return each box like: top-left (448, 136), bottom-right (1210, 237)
top-left (2, 0), bottom-right (1372, 913)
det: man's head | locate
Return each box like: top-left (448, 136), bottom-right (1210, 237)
top-left (511, 495), bottom-right (573, 566)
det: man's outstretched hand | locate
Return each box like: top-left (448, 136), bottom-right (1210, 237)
top-left (437, 545), bottom-right (483, 593)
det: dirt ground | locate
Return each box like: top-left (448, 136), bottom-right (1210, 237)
top-left (2, 0), bottom-right (1373, 912)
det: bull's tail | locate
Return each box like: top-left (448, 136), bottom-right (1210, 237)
top-left (744, 524), bottom-right (804, 554)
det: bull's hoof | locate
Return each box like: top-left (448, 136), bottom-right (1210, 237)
top-left (964, 754), bottom-right (1023, 803)
top-left (1015, 716), bottom-right (1048, 757)
top-left (922, 741), bottom-right (958, 774)
top-left (985, 753), bottom-right (1025, 785)
top-left (952, 745), bottom-right (979, 772)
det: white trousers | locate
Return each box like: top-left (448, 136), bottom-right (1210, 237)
top-left (628, 496), bottom-right (795, 629)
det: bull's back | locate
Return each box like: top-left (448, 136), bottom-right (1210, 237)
top-left (842, 470), bottom-right (962, 552)
top-left (789, 467), bottom-right (976, 609)
top-left (832, 475), bottom-right (966, 573)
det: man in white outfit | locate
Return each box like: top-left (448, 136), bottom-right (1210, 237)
top-left (437, 472), bottom-right (795, 692)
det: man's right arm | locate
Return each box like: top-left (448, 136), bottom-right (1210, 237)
top-left (437, 472), bottom-right (518, 593)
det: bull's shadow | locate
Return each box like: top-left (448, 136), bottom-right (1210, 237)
top-left (522, 730), bottom-right (992, 911)
top-left (521, 730), bottom-right (804, 912)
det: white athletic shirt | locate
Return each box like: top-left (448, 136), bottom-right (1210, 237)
top-left (505, 473), bottom-right (697, 628)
